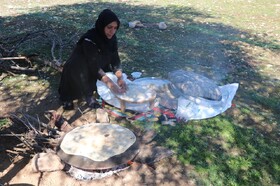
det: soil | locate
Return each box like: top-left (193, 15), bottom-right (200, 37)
top-left (0, 81), bottom-right (196, 186)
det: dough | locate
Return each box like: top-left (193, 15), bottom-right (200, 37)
top-left (115, 83), bottom-right (156, 103)
top-left (60, 123), bottom-right (136, 162)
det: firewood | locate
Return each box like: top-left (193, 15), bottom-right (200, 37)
top-left (10, 65), bottom-right (36, 73)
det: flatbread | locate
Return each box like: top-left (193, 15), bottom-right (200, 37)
top-left (115, 83), bottom-right (156, 103)
top-left (60, 123), bottom-right (136, 162)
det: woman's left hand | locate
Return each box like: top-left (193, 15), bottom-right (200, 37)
top-left (102, 75), bottom-right (125, 94)
top-left (117, 78), bottom-right (127, 91)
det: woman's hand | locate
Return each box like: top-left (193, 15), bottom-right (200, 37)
top-left (117, 78), bottom-right (127, 91)
top-left (115, 70), bottom-right (127, 92)
top-left (101, 75), bottom-right (125, 94)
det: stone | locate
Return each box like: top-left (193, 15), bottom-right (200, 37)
top-left (96, 108), bottom-right (110, 123)
top-left (31, 151), bottom-right (65, 172)
top-left (158, 22), bottom-right (167, 30)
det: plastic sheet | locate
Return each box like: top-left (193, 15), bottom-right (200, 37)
top-left (97, 72), bottom-right (238, 121)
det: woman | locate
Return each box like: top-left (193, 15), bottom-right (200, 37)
top-left (58, 9), bottom-right (127, 110)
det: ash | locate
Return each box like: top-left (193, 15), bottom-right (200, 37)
top-left (67, 164), bottom-right (130, 180)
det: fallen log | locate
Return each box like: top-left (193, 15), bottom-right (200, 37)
top-left (0, 134), bottom-right (25, 137)
top-left (0, 56), bottom-right (29, 61)
top-left (0, 56), bottom-right (33, 66)
top-left (10, 66), bottom-right (36, 73)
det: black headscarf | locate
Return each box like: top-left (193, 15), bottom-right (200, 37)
top-left (95, 9), bottom-right (120, 40)
top-left (78, 9), bottom-right (120, 51)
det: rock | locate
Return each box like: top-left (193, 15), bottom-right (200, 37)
top-left (96, 108), bottom-right (110, 123)
top-left (158, 22), bottom-right (167, 30)
top-left (31, 151), bottom-right (65, 172)
top-left (128, 20), bottom-right (144, 28)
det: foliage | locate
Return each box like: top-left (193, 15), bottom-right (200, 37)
top-left (0, 118), bottom-right (10, 129)
top-left (156, 117), bottom-right (280, 185)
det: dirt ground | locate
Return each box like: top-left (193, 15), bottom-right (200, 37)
top-left (0, 82), bottom-right (196, 186)
top-left (1, 154), bottom-right (195, 186)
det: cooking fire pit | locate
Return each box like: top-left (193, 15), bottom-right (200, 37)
top-left (56, 123), bottom-right (139, 180)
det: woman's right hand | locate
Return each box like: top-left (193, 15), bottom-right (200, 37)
top-left (101, 75), bottom-right (125, 94)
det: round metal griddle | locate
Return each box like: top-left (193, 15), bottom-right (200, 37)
top-left (57, 123), bottom-right (139, 170)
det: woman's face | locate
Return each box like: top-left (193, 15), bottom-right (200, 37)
top-left (104, 21), bottom-right (118, 39)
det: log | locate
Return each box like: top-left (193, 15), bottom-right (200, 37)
top-left (0, 134), bottom-right (25, 137)
top-left (6, 149), bottom-right (21, 155)
top-left (13, 147), bottom-right (28, 152)
top-left (10, 66), bottom-right (36, 73)
top-left (0, 56), bottom-right (28, 60)
top-left (0, 56), bottom-right (32, 66)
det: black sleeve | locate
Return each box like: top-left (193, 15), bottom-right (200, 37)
top-left (110, 40), bottom-right (122, 73)
top-left (82, 38), bottom-right (101, 77)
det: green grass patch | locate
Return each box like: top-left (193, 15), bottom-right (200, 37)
top-left (156, 116), bottom-right (280, 185)
top-left (0, 118), bottom-right (10, 129)
top-left (250, 92), bottom-right (280, 113)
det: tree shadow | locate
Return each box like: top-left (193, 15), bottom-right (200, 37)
top-left (0, 1), bottom-right (279, 185)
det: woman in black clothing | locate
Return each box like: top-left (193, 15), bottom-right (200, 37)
top-left (58, 9), bottom-right (127, 110)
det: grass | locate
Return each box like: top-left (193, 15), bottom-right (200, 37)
top-left (1, 0), bottom-right (280, 185)
top-left (0, 118), bottom-right (10, 129)
top-left (156, 117), bottom-right (280, 185)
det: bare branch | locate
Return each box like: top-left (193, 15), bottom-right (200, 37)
top-left (44, 60), bottom-right (63, 72)
top-left (0, 29), bottom-right (80, 74)
top-left (9, 131), bottom-right (35, 152)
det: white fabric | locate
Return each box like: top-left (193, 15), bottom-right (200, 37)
top-left (176, 83), bottom-right (239, 121)
top-left (97, 73), bottom-right (152, 112)
top-left (97, 72), bottom-right (239, 121)
top-left (168, 70), bottom-right (222, 101)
